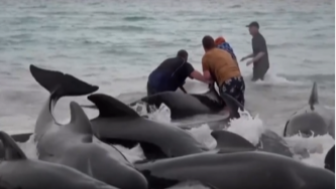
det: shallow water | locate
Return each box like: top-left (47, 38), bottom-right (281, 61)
top-left (0, 0), bottom-right (334, 131)
top-left (0, 0), bottom-right (335, 188)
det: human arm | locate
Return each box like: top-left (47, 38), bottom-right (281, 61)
top-left (247, 35), bottom-right (267, 65)
top-left (185, 62), bottom-right (211, 84)
top-left (201, 55), bottom-right (214, 84)
top-left (246, 52), bottom-right (265, 66)
top-left (251, 52), bottom-right (265, 63)
top-left (240, 53), bottom-right (254, 61)
top-left (190, 70), bottom-right (211, 84)
top-left (202, 70), bottom-right (213, 81)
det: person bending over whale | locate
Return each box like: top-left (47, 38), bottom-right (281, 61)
top-left (201, 35), bottom-right (246, 106)
top-left (147, 49), bottom-right (209, 96)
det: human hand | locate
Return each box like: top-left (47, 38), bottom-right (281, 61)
top-left (246, 60), bottom-right (253, 66)
top-left (240, 56), bottom-right (247, 62)
top-left (208, 82), bottom-right (215, 89)
top-left (206, 79), bottom-right (213, 84)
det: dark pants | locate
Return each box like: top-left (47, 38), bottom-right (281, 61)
top-left (252, 64), bottom-right (269, 81)
top-left (219, 76), bottom-right (245, 106)
top-left (147, 82), bottom-right (158, 96)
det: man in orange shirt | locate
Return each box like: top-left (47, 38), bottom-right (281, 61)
top-left (201, 35), bottom-right (245, 106)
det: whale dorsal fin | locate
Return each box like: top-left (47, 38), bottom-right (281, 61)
top-left (211, 130), bottom-right (256, 153)
top-left (88, 93), bottom-right (140, 118)
top-left (68, 102), bottom-right (93, 142)
top-left (0, 131), bottom-right (27, 160)
top-left (308, 82), bottom-right (318, 110)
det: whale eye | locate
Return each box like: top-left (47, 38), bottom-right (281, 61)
top-left (136, 106), bottom-right (143, 112)
top-left (132, 102), bottom-right (149, 116)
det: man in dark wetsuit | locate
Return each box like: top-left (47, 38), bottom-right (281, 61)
top-left (147, 49), bottom-right (209, 96)
top-left (241, 21), bottom-right (270, 81)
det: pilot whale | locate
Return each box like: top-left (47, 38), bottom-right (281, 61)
top-left (30, 65), bottom-right (148, 189)
top-left (136, 87), bottom-right (225, 120)
top-left (135, 144), bottom-right (335, 189)
top-left (88, 91), bottom-right (250, 160)
top-left (24, 65), bottom-right (291, 162)
top-left (132, 81), bottom-right (248, 120)
top-left (89, 89), bottom-right (294, 160)
top-left (0, 130), bottom-right (117, 189)
top-left (325, 145), bottom-right (335, 173)
top-left (85, 86), bottom-right (243, 127)
top-left (283, 82), bottom-right (335, 138)
top-left (257, 129), bottom-right (295, 158)
top-left (87, 93), bottom-right (207, 160)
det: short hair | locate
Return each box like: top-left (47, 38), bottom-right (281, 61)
top-left (246, 21), bottom-right (260, 29)
top-left (177, 49), bottom-right (188, 58)
top-left (202, 35), bottom-right (215, 50)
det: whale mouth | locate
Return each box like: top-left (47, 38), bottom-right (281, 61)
top-left (298, 131), bottom-right (315, 138)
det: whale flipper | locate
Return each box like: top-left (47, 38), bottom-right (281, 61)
top-left (0, 131), bottom-right (26, 160)
top-left (191, 87), bottom-right (224, 111)
top-left (211, 130), bottom-right (256, 153)
top-left (324, 145), bottom-right (335, 173)
top-left (30, 64), bottom-right (99, 98)
top-left (68, 102), bottom-right (94, 141)
top-left (308, 82), bottom-right (318, 110)
top-left (88, 93), bottom-right (140, 118)
top-left (220, 93), bottom-right (244, 119)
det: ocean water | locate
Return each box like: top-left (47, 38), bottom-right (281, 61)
top-left (0, 0), bottom-right (335, 188)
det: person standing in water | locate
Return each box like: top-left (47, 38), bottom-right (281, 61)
top-left (241, 21), bottom-right (270, 81)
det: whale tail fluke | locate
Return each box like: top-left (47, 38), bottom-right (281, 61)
top-left (29, 64), bottom-right (98, 99)
top-left (220, 93), bottom-right (244, 119)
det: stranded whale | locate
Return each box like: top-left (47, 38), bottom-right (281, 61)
top-left (30, 64), bottom-right (148, 189)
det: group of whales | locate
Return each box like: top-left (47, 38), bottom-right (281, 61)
top-left (136, 80), bottom-right (335, 139)
top-left (0, 64), bottom-right (334, 189)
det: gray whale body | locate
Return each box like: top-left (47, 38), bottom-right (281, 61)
top-left (283, 82), bottom-right (335, 138)
top-left (136, 150), bottom-right (335, 189)
top-left (139, 89), bottom-right (224, 120)
top-left (88, 93), bottom-right (209, 160)
top-left (30, 64), bottom-right (148, 189)
top-left (0, 130), bottom-right (117, 189)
